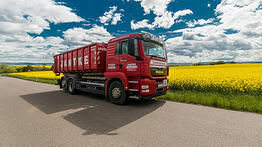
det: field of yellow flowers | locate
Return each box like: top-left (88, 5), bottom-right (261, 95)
top-left (9, 71), bottom-right (63, 80)
top-left (8, 63), bottom-right (262, 95)
top-left (168, 63), bottom-right (262, 95)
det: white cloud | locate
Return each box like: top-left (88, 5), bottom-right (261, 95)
top-left (159, 35), bottom-right (167, 41)
top-left (136, 0), bottom-right (172, 15)
top-left (82, 23), bottom-right (91, 26)
top-left (131, 19), bottom-right (155, 30)
top-left (63, 25), bottom-right (113, 46)
top-left (0, 0), bottom-right (117, 63)
top-left (99, 6), bottom-right (117, 24)
top-left (131, 9), bottom-right (193, 29)
top-left (152, 11), bottom-right (176, 29)
top-left (186, 18), bottom-right (215, 27)
top-left (111, 13), bottom-right (122, 25)
top-left (0, 25), bottom-right (114, 63)
top-left (99, 6), bottom-right (123, 25)
top-left (130, 0), bottom-right (193, 29)
top-left (0, 35), bottom-right (68, 63)
top-left (0, 0), bottom-right (84, 36)
top-left (0, 0), bottom-right (83, 28)
top-left (166, 0), bottom-right (262, 63)
top-left (173, 9), bottom-right (194, 19)
top-left (0, 0), bottom-right (84, 63)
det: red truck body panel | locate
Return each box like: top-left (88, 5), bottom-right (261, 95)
top-left (72, 50), bottom-right (77, 71)
top-left (63, 53), bottom-right (68, 72)
top-left (67, 51), bottom-right (72, 72)
top-left (83, 47), bottom-right (90, 71)
top-left (54, 55), bottom-right (59, 73)
top-left (90, 44), bottom-right (107, 72)
top-left (77, 48), bottom-right (84, 71)
top-left (60, 54), bottom-right (64, 73)
top-left (54, 43), bottom-right (106, 73)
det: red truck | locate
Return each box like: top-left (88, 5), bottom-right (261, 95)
top-left (53, 32), bottom-right (168, 104)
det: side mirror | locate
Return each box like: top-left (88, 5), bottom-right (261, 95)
top-left (136, 56), bottom-right (144, 61)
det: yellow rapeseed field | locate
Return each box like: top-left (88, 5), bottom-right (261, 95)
top-left (168, 63), bottom-right (262, 94)
top-left (9, 71), bottom-right (63, 80)
top-left (8, 63), bottom-right (262, 94)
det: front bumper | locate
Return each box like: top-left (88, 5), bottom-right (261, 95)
top-left (128, 77), bottom-right (168, 99)
top-left (140, 91), bottom-right (167, 99)
top-left (129, 91), bottom-right (167, 100)
top-left (140, 78), bottom-right (168, 96)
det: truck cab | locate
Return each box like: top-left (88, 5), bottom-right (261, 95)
top-left (104, 32), bottom-right (168, 103)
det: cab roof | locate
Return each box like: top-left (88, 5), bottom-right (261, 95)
top-left (108, 33), bottom-right (141, 43)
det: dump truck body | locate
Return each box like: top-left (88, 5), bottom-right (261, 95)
top-left (54, 43), bottom-right (106, 73)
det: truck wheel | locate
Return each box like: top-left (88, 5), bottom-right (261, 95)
top-left (61, 77), bottom-right (68, 91)
top-left (68, 79), bottom-right (77, 94)
top-left (108, 81), bottom-right (127, 105)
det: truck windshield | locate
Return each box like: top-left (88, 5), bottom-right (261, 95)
top-left (142, 40), bottom-right (166, 59)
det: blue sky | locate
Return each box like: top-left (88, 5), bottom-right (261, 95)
top-left (0, 0), bottom-right (262, 63)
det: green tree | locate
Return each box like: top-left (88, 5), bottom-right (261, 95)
top-left (22, 65), bottom-right (34, 72)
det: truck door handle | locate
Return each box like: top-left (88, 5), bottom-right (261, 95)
top-left (119, 64), bottom-right (122, 69)
top-left (120, 60), bottom-right (127, 62)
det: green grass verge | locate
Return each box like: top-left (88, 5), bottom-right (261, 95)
top-left (158, 89), bottom-right (262, 113)
top-left (4, 74), bottom-right (58, 85)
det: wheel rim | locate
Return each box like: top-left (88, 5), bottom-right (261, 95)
top-left (69, 81), bottom-right (73, 92)
top-left (62, 79), bottom-right (66, 88)
top-left (112, 87), bottom-right (121, 99)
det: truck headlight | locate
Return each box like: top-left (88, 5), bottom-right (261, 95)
top-left (142, 90), bottom-right (149, 93)
top-left (163, 79), bottom-right (168, 86)
top-left (142, 85), bottom-right (149, 89)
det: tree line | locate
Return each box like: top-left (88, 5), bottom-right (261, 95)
top-left (0, 64), bottom-right (53, 73)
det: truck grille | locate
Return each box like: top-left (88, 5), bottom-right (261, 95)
top-left (153, 78), bottom-right (164, 83)
top-left (156, 88), bottom-right (164, 93)
top-left (150, 67), bottom-right (167, 77)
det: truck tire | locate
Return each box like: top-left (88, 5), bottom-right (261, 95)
top-left (108, 81), bottom-right (127, 105)
top-left (61, 77), bottom-right (68, 91)
top-left (68, 78), bottom-right (77, 94)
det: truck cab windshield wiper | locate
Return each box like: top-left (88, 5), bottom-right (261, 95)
top-left (149, 55), bottom-right (165, 59)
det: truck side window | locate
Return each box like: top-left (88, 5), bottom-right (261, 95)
top-left (121, 41), bottom-right (128, 54)
top-left (128, 38), bottom-right (138, 56)
top-left (116, 42), bottom-right (120, 55)
top-left (134, 39), bottom-right (138, 56)
top-left (116, 41), bottom-right (128, 55)
top-left (115, 39), bottom-right (138, 56)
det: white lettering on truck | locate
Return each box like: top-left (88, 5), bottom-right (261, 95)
top-left (73, 58), bottom-right (76, 65)
top-left (108, 64), bottom-right (116, 69)
top-left (91, 47), bottom-right (97, 65)
top-left (68, 60), bottom-right (71, 66)
top-left (126, 63), bottom-right (137, 71)
top-left (94, 51), bottom-right (96, 65)
top-left (84, 55), bottom-right (88, 64)
top-left (150, 60), bottom-right (167, 68)
top-left (61, 60), bottom-right (63, 68)
top-left (78, 57), bottom-right (82, 65)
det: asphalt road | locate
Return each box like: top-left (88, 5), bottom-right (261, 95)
top-left (0, 76), bottom-right (262, 147)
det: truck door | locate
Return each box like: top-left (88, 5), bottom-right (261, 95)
top-left (117, 38), bottom-right (140, 76)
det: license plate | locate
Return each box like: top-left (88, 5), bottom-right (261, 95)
top-left (158, 83), bottom-right (164, 88)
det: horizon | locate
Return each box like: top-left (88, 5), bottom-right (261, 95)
top-left (2, 61), bottom-right (262, 66)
